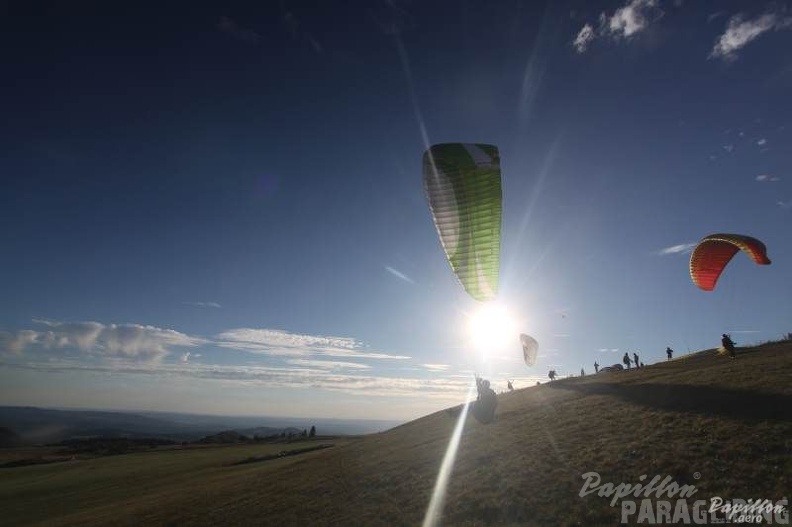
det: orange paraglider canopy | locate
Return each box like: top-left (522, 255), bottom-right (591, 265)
top-left (689, 233), bottom-right (771, 291)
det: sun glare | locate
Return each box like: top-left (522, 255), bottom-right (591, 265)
top-left (467, 302), bottom-right (518, 353)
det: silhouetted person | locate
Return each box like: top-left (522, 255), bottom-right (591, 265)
top-left (548, 370), bottom-right (557, 381)
top-left (475, 376), bottom-right (488, 400)
top-left (473, 375), bottom-right (497, 424)
top-left (507, 380), bottom-right (514, 391)
top-left (666, 347), bottom-right (673, 360)
top-left (722, 334), bottom-right (736, 359)
top-left (580, 368), bottom-right (585, 376)
top-left (633, 352), bottom-right (640, 369)
top-left (623, 352), bottom-right (632, 370)
top-left (594, 361), bottom-right (599, 373)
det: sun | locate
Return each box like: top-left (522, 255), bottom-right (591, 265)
top-left (466, 302), bottom-right (518, 353)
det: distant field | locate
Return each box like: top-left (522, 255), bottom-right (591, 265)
top-left (0, 439), bottom-right (354, 526)
top-left (2, 340), bottom-right (790, 526)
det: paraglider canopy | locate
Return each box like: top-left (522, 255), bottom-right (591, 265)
top-left (689, 233), bottom-right (771, 291)
top-left (423, 143), bottom-right (502, 302)
top-left (520, 333), bottom-right (538, 366)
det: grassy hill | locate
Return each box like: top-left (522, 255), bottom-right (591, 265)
top-left (1, 340), bottom-right (790, 526)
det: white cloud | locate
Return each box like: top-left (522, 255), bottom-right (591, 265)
top-left (573, 23), bottom-right (595, 53)
top-left (723, 144), bottom-right (735, 153)
top-left (2, 359), bottom-right (467, 401)
top-left (573, 0), bottom-right (662, 53)
top-left (605, 0), bottom-right (662, 39)
top-left (286, 359), bottom-right (371, 370)
top-left (778, 200), bottom-right (792, 209)
top-left (756, 174), bottom-right (781, 182)
top-left (1, 320), bottom-right (204, 361)
top-left (657, 242), bottom-right (696, 255)
top-left (0, 330), bottom-right (39, 355)
top-left (710, 12), bottom-right (792, 61)
top-left (216, 328), bottom-right (410, 360)
top-left (422, 363), bottom-right (450, 372)
top-left (757, 138), bottom-right (767, 146)
top-left (184, 302), bottom-right (222, 309)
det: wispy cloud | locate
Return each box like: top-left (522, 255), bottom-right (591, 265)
top-left (216, 328), bottom-right (410, 360)
top-left (757, 138), bottom-right (767, 146)
top-left (778, 199), bottom-right (792, 209)
top-left (573, 0), bottom-right (663, 53)
top-left (286, 359), bottom-right (371, 370)
top-left (710, 12), bottom-right (792, 61)
top-left (605, 0), bottom-right (663, 39)
top-left (0, 330), bottom-right (39, 355)
top-left (184, 301), bottom-right (222, 309)
top-left (217, 16), bottom-right (261, 44)
top-left (385, 266), bottom-right (415, 284)
top-left (422, 363), bottom-right (450, 372)
top-left (573, 23), bottom-right (596, 53)
top-left (281, 8), bottom-right (323, 53)
top-left (0, 320), bottom-right (204, 361)
top-left (756, 174), bottom-right (781, 182)
top-left (657, 242), bottom-right (696, 255)
top-left (1, 359), bottom-right (467, 401)
top-left (708, 11), bottom-right (728, 24)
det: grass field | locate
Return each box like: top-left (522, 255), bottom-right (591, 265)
top-left (1, 340), bottom-right (790, 526)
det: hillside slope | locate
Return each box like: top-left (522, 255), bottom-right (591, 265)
top-left (3, 341), bottom-right (790, 526)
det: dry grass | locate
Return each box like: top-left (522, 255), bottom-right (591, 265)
top-left (1, 340), bottom-right (790, 526)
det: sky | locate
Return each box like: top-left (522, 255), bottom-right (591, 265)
top-left (1, 0), bottom-right (790, 423)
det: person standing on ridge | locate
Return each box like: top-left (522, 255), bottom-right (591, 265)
top-left (623, 352), bottom-right (632, 370)
top-left (721, 334), bottom-right (736, 359)
top-left (594, 361), bottom-right (599, 373)
top-left (633, 352), bottom-right (640, 369)
top-left (666, 347), bottom-right (673, 360)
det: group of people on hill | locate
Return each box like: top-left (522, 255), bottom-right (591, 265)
top-left (488, 334), bottom-right (738, 397)
top-left (621, 352), bottom-right (645, 370)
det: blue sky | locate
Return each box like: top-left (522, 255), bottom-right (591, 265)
top-left (1, 0), bottom-right (790, 422)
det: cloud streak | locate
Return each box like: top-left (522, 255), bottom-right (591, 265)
top-left (216, 328), bottom-right (410, 360)
top-left (184, 302), bottom-right (222, 309)
top-left (657, 242), bottom-right (696, 255)
top-left (1, 359), bottom-right (468, 401)
top-left (385, 266), bottom-right (415, 284)
top-left (756, 174), bottom-right (781, 182)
